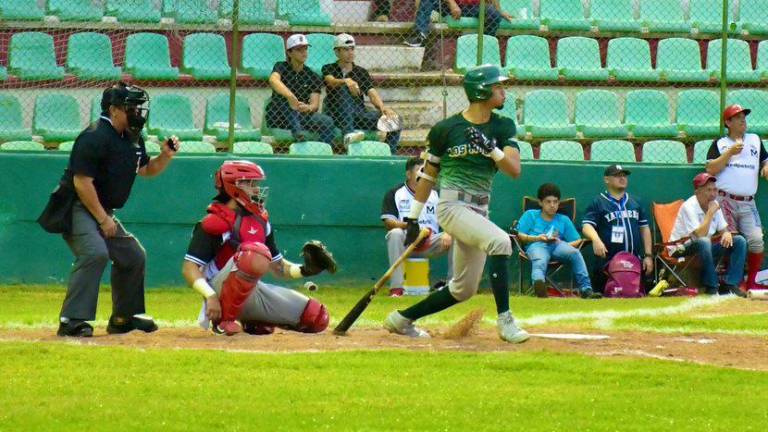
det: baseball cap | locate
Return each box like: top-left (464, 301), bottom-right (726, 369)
top-left (334, 33), bottom-right (355, 49)
top-left (286, 34), bottom-right (310, 50)
top-left (693, 172), bottom-right (717, 189)
top-left (723, 104), bottom-right (751, 121)
top-left (604, 164), bottom-right (631, 176)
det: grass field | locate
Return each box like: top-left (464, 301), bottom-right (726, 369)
top-left (1, 284), bottom-right (767, 431)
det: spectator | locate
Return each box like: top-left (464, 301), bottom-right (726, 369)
top-left (266, 34), bottom-right (336, 144)
top-left (517, 183), bottom-right (601, 299)
top-left (669, 173), bottom-right (747, 297)
top-left (381, 157), bottom-right (452, 296)
top-left (405, 0), bottom-right (514, 47)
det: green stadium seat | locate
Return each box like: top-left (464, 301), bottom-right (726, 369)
top-left (657, 38), bottom-right (710, 83)
top-left (590, 140), bottom-right (636, 162)
top-left (306, 33), bottom-right (336, 76)
top-left (277, 0), bottom-right (331, 26)
top-left (0, 141), bottom-right (45, 151)
top-left (145, 141), bottom-right (161, 154)
top-left (706, 39), bottom-right (760, 83)
top-left (289, 141), bottom-right (333, 156)
top-left (66, 33), bottom-right (122, 81)
top-left (726, 90), bottom-right (768, 135)
top-left (591, 0), bottom-right (641, 32)
top-left (516, 140), bottom-right (534, 160)
top-left (162, 0), bottom-right (175, 16)
top-left (642, 140), bottom-right (688, 164)
top-left (523, 90), bottom-right (577, 138)
top-left (693, 139), bottom-right (713, 164)
top-left (242, 33), bottom-right (285, 80)
top-left (540, 0), bottom-right (590, 31)
top-left (171, 0), bottom-right (218, 24)
top-left (539, 140), bottom-right (584, 161)
top-left (625, 90), bottom-right (678, 138)
top-left (504, 35), bottom-right (559, 81)
top-left (556, 37), bottom-right (610, 81)
top-left (498, 0), bottom-right (540, 31)
top-left (494, 91), bottom-right (518, 122)
top-left (147, 94), bottom-right (203, 141)
top-left (219, 0), bottom-right (274, 24)
top-left (205, 93), bottom-right (262, 142)
top-left (47, 0), bottom-right (104, 22)
top-left (182, 33), bottom-right (231, 81)
top-left (260, 97), bottom-right (298, 144)
top-left (233, 141), bottom-right (274, 155)
top-left (8, 32), bottom-right (65, 81)
top-left (575, 90), bottom-right (629, 138)
top-left (757, 41), bottom-right (768, 78)
top-left (177, 141), bottom-right (217, 154)
top-left (689, 0), bottom-right (737, 34)
top-left (347, 141), bottom-right (392, 156)
top-left (639, 0), bottom-right (690, 33)
top-left (676, 90), bottom-right (720, 137)
top-left (0, 0), bottom-right (45, 21)
top-left (33, 94), bottom-right (82, 142)
top-left (740, 0), bottom-right (768, 35)
top-left (606, 38), bottom-right (660, 82)
top-left (125, 33), bottom-right (179, 81)
top-left (57, 141), bottom-right (75, 152)
top-left (0, 95), bottom-right (33, 142)
top-left (0, 67), bottom-right (6, 81)
top-left (106, 0), bottom-right (162, 23)
top-left (455, 34), bottom-right (502, 74)
top-left (90, 95), bottom-right (103, 123)
top-left (444, 16), bottom-right (479, 30)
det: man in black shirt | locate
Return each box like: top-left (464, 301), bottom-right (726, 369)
top-left (56, 82), bottom-right (179, 337)
top-left (266, 34), bottom-right (336, 145)
top-left (322, 34), bottom-right (401, 152)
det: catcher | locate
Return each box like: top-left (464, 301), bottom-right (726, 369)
top-left (181, 160), bottom-right (337, 336)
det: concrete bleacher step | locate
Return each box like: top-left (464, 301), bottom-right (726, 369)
top-left (330, 0), bottom-right (371, 24)
top-left (400, 128), bottom-right (429, 147)
top-left (385, 100), bottom-right (442, 129)
top-left (356, 45), bottom-right (425, 73)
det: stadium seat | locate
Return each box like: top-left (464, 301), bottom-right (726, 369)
top-left (639, 0), bottom-right (690, 33)
top-left (590, 140), bottom-right (636, 162)
top-left (606, 38), bottom-right (660, 82)
top-left (241, 33), bottom-right (285, 80)
top-left (90, 95), bottom-right (103, 123)
top-left (689, 0), bottom-right (737, 34)
top-left (0, 67), bottom-right (6, 81)
top-left (540, 0), bottom-right (590, 31)
top-left (47, 0), bottom-right (104, 22)
top-left (523, 90), bottom-right (577, 138)
top-left (306, 33), bottom-right (337, 76)
top-left (125, 33), bottom-right (179, 81)
top-left (455, 35), bottom-right (502, 74)
top-left (147, 94), bottom-right (203, 141)
top-left (706, 39), bottom-right (760, 83)
top-left (504, 35), bottom-right (559, 81)
top-left (591, 0), bottom-right (641, 32)
top-left (205, 93), bottom-right (262, 142)
top-left (757, 41), bottom-right (768, 79)
top-left (347, 141), bottom-right (392, 156)
top-left (539, 140), bottom-right (584, 161)
top-left (233, 141), bottom-right (274, 155)
top-left (33, 94), bottom-right (82, 142)
top-left (740, 0), bottom-right (768, 35)
top-left (277, 0), bottom-right (331, 26)
top-left (106, 0), bottom-right (161, 23)
top-left (516, 140), bottom-right (534, 160)
top-left (57, 141), bottom-right (75, 152)
top-left (0, 95), bottom-right (33, 142)
top-left (676, 90), bottom-right (720, 137)
top-left (494, 91), bottom-right (519, 123)
top-left (693, 139), bottom-right (713, 164)
top-left (289, 141), bottom-right (333, 156)
top-left (498, 0), bottom-right (540, 30)
top-left (726, 90), bottom-right (768, 135)
top-left (642, 140), bottom-right (688, 164)
top-left (556, 37), bottom-right (609, 81)
top-left (575, 90), bottom-right (629, 138)
top-left (625, 90), bottom-right (678, 138)
top-left (182, 33), bottom-right (231, 81)
top-left (260, 97), bottom-right (299, 144)
top-left (656, 38), bottom-right (710, 83)
top-left (219, 0), bottom-right (275, 24)
top-left (145, 141), bottom-right (161, 154)
top-left (0, 0), bottom-right (45, 21)
top-left (66, 33), bottom-right (122, 81)
top-left (177, 141), bottom-right (217, 154)
top-left (0, 141), bottom-right (45, 151)
top-left (8, 32), bottom-right (65, 81)
top-left (170, 0), bottom-right (218, 24)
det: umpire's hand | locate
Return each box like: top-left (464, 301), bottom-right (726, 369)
top-left (99, 217), bottom-right (117, 238)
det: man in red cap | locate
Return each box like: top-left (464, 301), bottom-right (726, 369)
top-left (706, 104), bottom-right (768, 291)
top-left (669, 173), bottom-right (746, 296)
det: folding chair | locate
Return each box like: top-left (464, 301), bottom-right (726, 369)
top-left (651, 200), bottom-right (698, 288)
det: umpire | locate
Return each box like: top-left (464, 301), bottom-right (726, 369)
top-left (56, 82), bottom-right (179, 337)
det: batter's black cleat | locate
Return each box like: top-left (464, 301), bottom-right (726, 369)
top-left (241, 320), bottom-right (276, 335)
top-left (57, 319), bottom-right (94, 337)
top-left (106, 314), bottom-right (158, 334)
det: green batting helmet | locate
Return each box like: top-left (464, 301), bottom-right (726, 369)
top-left (463, 64), bottom-right (508, 102)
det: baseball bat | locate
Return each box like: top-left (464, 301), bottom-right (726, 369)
top-left (333, 228), bottom-right (431, 335)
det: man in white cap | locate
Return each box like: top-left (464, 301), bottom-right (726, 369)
top-left (266, 34), bottom-right (336, 144)
top-left (321, 33), bottom-right (401, 152)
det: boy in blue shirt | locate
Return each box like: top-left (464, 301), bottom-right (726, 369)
top-left (517, 183), bottom-right (601, 299)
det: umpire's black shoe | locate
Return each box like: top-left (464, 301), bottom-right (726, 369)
top-left (57, 319), bottom-right (93, 337)
top-left (106, 314), bottom-right (158, 334)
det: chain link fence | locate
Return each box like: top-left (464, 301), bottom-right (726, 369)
top-left (0, 0), bottom-right (765, 160)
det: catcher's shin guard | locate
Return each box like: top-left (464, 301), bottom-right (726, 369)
top-left (296, 298), bottom-right (329, 333)
top-left (218, 242), bottom-right (272, 335)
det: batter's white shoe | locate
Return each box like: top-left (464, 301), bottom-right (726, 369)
top-left (497, 311), bottom-right (530, 343)
top-left (384, 311), bottom-right (430, 338)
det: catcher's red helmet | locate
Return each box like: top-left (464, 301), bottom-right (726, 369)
top-left (723, 104), bottom-right (751, 121)
top-left (215, 160), bottom-right (268, 214)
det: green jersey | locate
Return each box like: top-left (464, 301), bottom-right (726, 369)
top-left (427, 112), bottom-right (518, 194)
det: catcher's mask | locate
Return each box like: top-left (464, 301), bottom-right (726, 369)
top-left (215, 160), bottom-right (269, 214)
top-left (101, 82), bottom-right (150, 134)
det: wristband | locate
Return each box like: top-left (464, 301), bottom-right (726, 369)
top-left (192, 278), bottom-right (216, 299)
top-left (288, 264), bottom-right (303, 279)
top-left (408, 200), bottom-right (425, 220)
top-left (489, 148), bottom-right (505, 162)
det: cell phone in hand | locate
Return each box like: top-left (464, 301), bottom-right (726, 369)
top-left (165, 137), bottom-right (178, 152)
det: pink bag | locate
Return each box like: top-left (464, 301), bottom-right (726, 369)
top-left (604, 252), bottom-right (644, 298)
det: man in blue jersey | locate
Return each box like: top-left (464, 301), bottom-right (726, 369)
top-left (582, 165), bottom-right (654, 293)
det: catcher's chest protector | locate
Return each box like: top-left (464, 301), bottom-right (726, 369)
top-left (214, 213), bottom-right (270, 269)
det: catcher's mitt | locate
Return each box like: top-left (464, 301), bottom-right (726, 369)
top-left (301, 240), bottom-right (338, 276)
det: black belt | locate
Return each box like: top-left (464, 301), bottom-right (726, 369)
top-left (718, 190), bottom-right (754, 202)
top-left (442, 189), bottom-right (490, 205)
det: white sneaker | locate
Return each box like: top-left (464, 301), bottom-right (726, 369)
top-left (497, 311), bottom-right (530, 343)
top-left (383, 311), bottom-right (430, 338)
